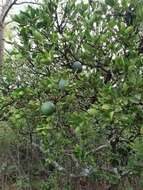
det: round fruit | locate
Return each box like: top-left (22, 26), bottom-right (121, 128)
top-left (72, 61), bottom-right (82, 73)
top-left (41, 101), bottom-right (55, 116)
top-left (59, 79), bottom-right (68, 90)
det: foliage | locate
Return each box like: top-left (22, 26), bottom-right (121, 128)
top-left (1, 0), bottom-right (143, 189)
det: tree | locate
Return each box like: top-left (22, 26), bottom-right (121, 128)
top-left (1, 0), bottom-right (143, 189)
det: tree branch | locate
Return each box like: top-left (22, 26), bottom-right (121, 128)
top-left (1, 0), bottom-right (18, 23)
top-left (15, 1), bottom-right (42, 6)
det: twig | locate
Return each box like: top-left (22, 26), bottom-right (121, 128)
top-left (1, 0), bottom-right (18, 23)
top-left (15, 1), bottom-right (42, 5)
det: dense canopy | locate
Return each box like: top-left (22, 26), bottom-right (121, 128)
top-left (0, 0), bottom-right (143, 189)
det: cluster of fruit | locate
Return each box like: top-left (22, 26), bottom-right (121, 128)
top-left (41, 61), bottom-right (82, 116)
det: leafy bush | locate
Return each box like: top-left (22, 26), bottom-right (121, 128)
top-left (1, 0), bottom-right (143, 189)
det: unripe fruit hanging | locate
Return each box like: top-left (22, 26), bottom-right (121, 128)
top-left (41, 101), bottom-right (55, 116)
top-left (72, 61), bottom-right (82, 73)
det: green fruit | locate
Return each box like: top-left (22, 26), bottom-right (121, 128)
top-left (41, 101), bottom-right (55, 116)
top-left (72, 61), bottom-right (82, 73)
top-left (59, 79), bottom-right (68, 90)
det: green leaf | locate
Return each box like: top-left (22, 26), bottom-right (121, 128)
top-left (102, 104), bottom-right (111, 110)
top-left (110, 111), bottom-right (114, 120)
top-left (105, 0), bottom-right (115, 7)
